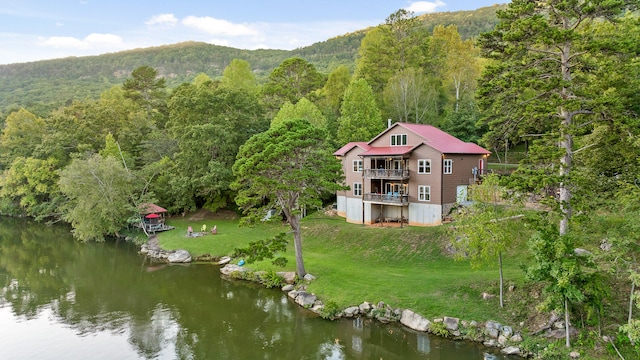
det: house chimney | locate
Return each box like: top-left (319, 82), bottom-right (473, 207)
top-left (388, 119), bottom-right (392, 128)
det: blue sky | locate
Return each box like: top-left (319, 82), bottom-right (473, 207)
top-left (0, 1), bottom-right (508, 65)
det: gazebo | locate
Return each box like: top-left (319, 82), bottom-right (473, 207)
top-left (138, 203), bottom-right (173, 233)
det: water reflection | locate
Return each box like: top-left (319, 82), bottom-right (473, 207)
top-left (0, 218), bottom-right (513, 359)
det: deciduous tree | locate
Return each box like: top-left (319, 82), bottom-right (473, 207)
top-left (336, 79), bottom-right (384, 144)
top-left (58, 154), bottom-right (136, 242)
top-left (449, 174), bottom-right (522, 308)
top-left (271, 98), bottom-right (326, 129)
top-left (0, 109), bottom-right (46, 167)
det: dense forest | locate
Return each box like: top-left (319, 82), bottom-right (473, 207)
top-left (1, 2), bottom-right (640, 358)
top-left (0, 4), bottom-right (505, 116)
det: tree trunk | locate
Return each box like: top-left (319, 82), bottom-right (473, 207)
top-left (499, 251), bottom-right (504, 308)
top-left (289, 214), bottom-right (306, 278)
top-left (629, 280), bottom-right (635, 324)
top-left (559, 39), bottom-right (573, 237)
top-left (565, 297), bottom-right (571, 348)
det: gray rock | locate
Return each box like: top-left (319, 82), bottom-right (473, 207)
top-left (220, 264), bottom-right (248, 276)
top-left (343, 306), bottom-right (359, 317)
top-left (400, 309), bottom-right (431, 332)
top-left (485, 321), bottom-right (501, 339)
top-left (483, 339), bottom-right (497, 347)
top-left (569, 351), bottom-right (580, 358)
top-left (295, 291), bottom-right (317, 307)
top-left (359, 302), bottom-right (372, 313)
top-left (443, 316), bottom-right (459, 331)
top-left (574, 248), bottom-right (592, 257)
top-left (281, 284), bottom-right (295, 292)
top-left (498, 334), bottom-right (508, 346)
top-left (501, 346), bottom-right (520, 355)
top-left (510, 334), bottom-right (523, 343)
top-left (303, 273), bottom-right (316, 281)
top-left (168, 249), bottom-right (191, 263)
top-left (502, 325), bottom-right (513, 338)
top-left (277, 271), bottom-right (297, 284)
top-left (287, 290), bottom-right (300, 299)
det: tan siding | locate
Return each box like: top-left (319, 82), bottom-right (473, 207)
top-left (369, 126), bottom-right (424, 147)
top-left (407, 145), bottom-right (443, 204)
top-left (342, 148), bottom-right (365, 199)
top-left (441, 155), bottom-right (485, 203)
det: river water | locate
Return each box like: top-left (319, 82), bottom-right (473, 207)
top-left (0, 218), bottom-right (513, 359)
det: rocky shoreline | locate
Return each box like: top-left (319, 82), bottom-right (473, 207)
top-left (219, 263), bottom-right (529, 358)
top-left (139, 239), bottom-right (581, 359)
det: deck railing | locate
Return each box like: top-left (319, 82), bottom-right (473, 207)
top-left (363, 193), bottom-right (409, 205)
top-left (363, 169), bottom-right (410, 179)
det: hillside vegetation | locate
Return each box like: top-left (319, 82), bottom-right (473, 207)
top-left (0, 4), bottom-right (505, 115)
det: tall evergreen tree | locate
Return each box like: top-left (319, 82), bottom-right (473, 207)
top-left (477, 0), bottom-right (640, 347)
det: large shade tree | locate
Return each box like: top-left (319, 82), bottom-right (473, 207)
top-left (261, 57), bottom-right (326, 115)
top-left (58, 153), bottom-right (137, 242)
top-left (166, 80), bottom-right (266, 213)
top-left (231, 119), bottom-right (344, 278)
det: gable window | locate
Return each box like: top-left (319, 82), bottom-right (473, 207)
top-left (418, 159), bottom-right (431, 174)
top-left (418, 185), bottom-right (430, 201)
top-left (443, 159), bottom-right (453, 174)
top-left (390, 134), bottom-right (407, 146)
top-left (352, 159), bottom-right (362, 172)
top-left (353, 182), bottom-right (362, 196)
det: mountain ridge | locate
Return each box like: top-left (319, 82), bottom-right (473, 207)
top-left (0, 4), bottom-right (506, 114)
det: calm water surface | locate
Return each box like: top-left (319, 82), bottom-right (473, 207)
top-left (0, 218), bottom-right (513, 359)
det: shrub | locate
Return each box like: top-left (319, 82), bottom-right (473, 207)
top-left (319, 301), bottom-right (342, 320)
top-left (429, 321), bottom-right (450, 338)
top-left (261, 270), bottom-right (285, 288)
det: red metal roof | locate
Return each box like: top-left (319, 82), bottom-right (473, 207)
top-left (139, 203), bottom-right (168, 214)
top-left (395, 123), bottom-right (490, 154)
top-left (359, 146), bottom-right (413, 156)
top-left (333, 142), bottom-right (371, 156)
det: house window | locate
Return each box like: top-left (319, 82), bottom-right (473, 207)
top-left (418, 159), bottom-right (431, 174)
top-left (353, 159), bottom-right (362, 172)
top-left (390, 134), bottom-right (407, 146)
top-left (353, 182), bottom-right (362, 196)
top-left (418, 185), bottom-right (430, 201)
top-left (443, 159), bottom-right (453, 174)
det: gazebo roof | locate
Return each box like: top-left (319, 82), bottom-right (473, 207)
top-left (139, 203), bottom-right (168, 214)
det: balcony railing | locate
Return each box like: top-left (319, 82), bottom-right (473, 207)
top-left (363, 193), bottom-right (409, 205)
top-left (363, 169), bottom-right (409, 179)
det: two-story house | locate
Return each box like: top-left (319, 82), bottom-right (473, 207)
top-left (333, 122), bottom-right (490, 226)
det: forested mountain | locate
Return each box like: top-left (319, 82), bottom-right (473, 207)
top-left (0, 4), bottom-right (505, 115)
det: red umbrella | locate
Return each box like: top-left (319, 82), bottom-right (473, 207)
top-left (145, 213), bottom-right (161, 219)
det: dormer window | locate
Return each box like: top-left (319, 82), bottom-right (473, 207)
top-left (391, 134), bottom-right (407, 146)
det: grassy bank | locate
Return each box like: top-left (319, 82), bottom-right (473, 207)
top-left (158, 210), bottom-right (527, 325)
top-left (157, 209), bottom-right (638, 358)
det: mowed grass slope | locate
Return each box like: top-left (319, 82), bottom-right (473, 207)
top-left (157, 210), bottom-right (527, 324)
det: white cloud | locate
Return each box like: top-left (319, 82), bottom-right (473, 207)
top-left (145, 14), bottom-right (178, 27)
top-left (182, 16), bottom-right (257, 36)
top-left (405, 1), bottom-right (446, 14)
top-left (40, 33), bottom-right (122, 49)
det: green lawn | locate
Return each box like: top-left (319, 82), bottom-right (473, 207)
top-left (157, 211), bottom-right (528, 325)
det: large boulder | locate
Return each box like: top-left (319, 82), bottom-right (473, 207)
top-left (443, 316), bottom-right (459, 331)
top-left (220, 264), bottom-right (248, 276)
top-left (168, 249), bottom-right (191, 263)
top-left (295, 291), bottom-right (317, 308)
top-left (277, 271), bottom-right (297, 284)
top-left (400, 309), bottom-right (431, 332)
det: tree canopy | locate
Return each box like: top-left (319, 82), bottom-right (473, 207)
top-left (232, 119), bottom-right (344, 277)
